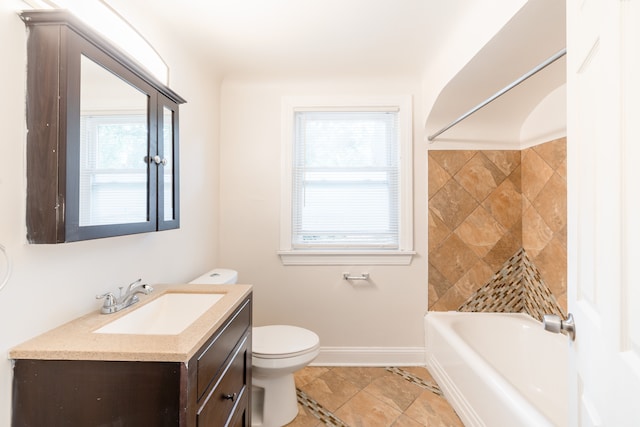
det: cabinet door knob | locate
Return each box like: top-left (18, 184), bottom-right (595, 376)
top-left (223, 392), bottom-right (237, 402)
top-left (152, 155), bottom-right (167, 165)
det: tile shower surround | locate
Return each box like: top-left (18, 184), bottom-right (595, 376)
top-left (428, 138), bottom-right (567, 318)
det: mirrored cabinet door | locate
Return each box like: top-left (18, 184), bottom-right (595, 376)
top-left (21, 10), bottom-right (185, 243)
top-left (78, 55), bottom-right (151, 228)
top-left (158, 97), bottom-right (180, 230)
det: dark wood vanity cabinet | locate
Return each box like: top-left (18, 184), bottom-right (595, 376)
top-left (193, 297), bottom-right (252, 427)
top-left (12, 296), bottom-right (252, 427)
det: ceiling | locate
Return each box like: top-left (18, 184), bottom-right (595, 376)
top-left (105, 0), bottom-right (471, 79)
top-left (103, 0), bottom-right (567, 147)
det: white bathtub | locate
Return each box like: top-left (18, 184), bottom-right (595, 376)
top-left (425, 312), bottom-right (568, 427)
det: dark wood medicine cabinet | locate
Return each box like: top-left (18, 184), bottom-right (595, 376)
top-left (20, 10), bottom-right (186, 243)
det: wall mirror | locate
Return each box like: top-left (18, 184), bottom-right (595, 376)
top-left (79, 55), bottom-right (149, 227)
top-left (21, 10), bottom-right (185, 243)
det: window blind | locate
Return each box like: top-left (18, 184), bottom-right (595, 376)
top-left (292, 110), bottom-right (400, 249)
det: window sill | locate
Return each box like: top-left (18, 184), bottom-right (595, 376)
top-left (277, 250), bottom-right (415, 266)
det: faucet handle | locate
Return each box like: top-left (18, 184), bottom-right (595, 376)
top-left (96, 292), bottom-right (116, 307)
top-left (96, 292), bottom-right (118, 314)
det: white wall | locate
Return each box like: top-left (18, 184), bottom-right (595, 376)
top-left (0, 1), bottom-right (222, 424)
top-left (422, 0), bottom-right (526, 137)
top-left (520, 83), bottom-right (567, 148)
top-left (219, 77), bottom-right (428, 364)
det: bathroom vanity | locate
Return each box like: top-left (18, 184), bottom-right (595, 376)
top-left (10, 284), bottom-right (252, 427)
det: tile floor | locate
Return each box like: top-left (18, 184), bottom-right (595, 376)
top-left (286, 366), bottom-right (464, 427)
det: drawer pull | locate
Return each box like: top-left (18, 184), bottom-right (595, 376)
top-left (223, 392), bottom-right (237, 402)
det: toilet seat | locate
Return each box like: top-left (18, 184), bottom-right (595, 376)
top-left (253, 325), bottom-right (320, 359)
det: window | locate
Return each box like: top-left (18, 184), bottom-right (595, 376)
top-left (279, 97), bottom-right (414, 265)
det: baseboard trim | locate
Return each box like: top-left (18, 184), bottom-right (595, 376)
top-left (311, 346), bottom-right (426, 366)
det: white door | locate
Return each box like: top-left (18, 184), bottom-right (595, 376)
top-left (567, 0), bottom-right (640, 425)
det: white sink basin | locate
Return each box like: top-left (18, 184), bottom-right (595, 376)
top-left (94, 292), bottom-right (224, 335)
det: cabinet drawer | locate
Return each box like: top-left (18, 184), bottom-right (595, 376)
top-left (197, 335), bottom-right (250, 426)
top-left (196, 298), bottom-right (251, 400)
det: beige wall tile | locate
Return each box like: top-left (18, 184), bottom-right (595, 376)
top-left (431, 285), bottom-right (468, 312)
top-left (532, 172), bottom-right (567, 233)
top-left (482, 178), bottom-right (522, 229)
top-left (556, 155), bottom-right (567, 180)
top-left (455, 206), bottom-right (506, 258)
top-left (509, 164), bottom-right (522, 192)
top-left (428, 150), bottom-right (475, 175)
top-left (483, 150), bottom-right (521, 176)
top-left (428, 138), bottom-right (567, 313)
top-left (454, 260), bottom-right (495, 296)
top-left (522, 206), bottom-right (554, 257)
top-left (482, 230), bottom-right (521, 272)
top-left (557, 292), bottom-right (567, 314)
top-left (427, 209), bottom-right (451, 253)
top-left (556, 224), bottom-right (567, 249)
top-left (522, 149), bottom-right (554, 202)
top-left (427, 282), bottom-right (440, 309)
top-left (428, 263), bottom-right (452, 301)
top-left (429, 234), bottom-right (479, 285)
top-left (454, 153), bottom-right (506, 202)
top-left (428, 157), bottom-right (451, 199)
top-left (533, 137), bottom-right (567, 170)
top-left (534, 236), bottom-right (568, 301)
top-left (429, 179), bottom-right (478, 230)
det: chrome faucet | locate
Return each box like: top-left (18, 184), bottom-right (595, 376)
top-left (96, 279), bottom-right (153, 314)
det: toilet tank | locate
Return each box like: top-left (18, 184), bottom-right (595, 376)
top-left (189, 268), bottom-right (238, 285)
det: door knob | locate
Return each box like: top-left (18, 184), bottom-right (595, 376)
top-left (223, 392), bottom-right (237, 402)
top-left (543, 313), bottom-right (576, 341)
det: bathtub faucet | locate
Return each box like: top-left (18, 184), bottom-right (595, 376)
top-left (542, 313), bottom-right (575, 341)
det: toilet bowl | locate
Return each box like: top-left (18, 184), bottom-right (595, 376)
top-left (189, 269), bottom-right (320, 427)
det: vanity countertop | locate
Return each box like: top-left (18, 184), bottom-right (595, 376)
top-left (9, 283), bottom-right (252, 363)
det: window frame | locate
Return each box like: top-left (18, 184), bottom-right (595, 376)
top-left (278, 96), bottom-right (415, 265)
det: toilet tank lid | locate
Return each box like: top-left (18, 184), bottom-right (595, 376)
top-left (189, 269), bottom-right (238, 284)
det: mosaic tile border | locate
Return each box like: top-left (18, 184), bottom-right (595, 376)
top-left (458, 247), bottom-right (565, 321)
top-left (296, 388), bottom-right (349, 427)
top-left (296, 367), bottom-right (443, 426)
top-left (385, 367), bottom-right (442, 396)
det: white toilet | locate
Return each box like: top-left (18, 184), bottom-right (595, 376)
top-left (189, 269), bottom-right (320, 427)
